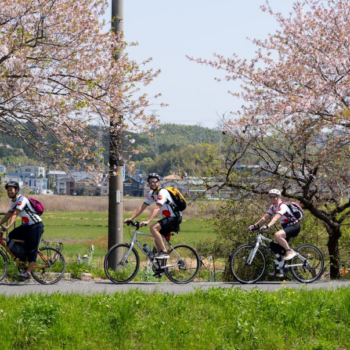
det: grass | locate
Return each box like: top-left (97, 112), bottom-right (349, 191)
top-left (0, 286), bottom-right (349, 349)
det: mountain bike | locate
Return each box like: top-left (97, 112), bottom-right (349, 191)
top-left (0, 230), bottom-right (66, 285)
top-left (229, 227), bottom-right (324, 284)
top-left (104, 220), bottom-right (200, 284)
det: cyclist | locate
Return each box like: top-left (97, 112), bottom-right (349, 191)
top-left (0, 181), bottom-right (44, 280)
top-left (248, 189), bottom-right (300, 276)
top-left (124, 173), bottom-right (182, 261)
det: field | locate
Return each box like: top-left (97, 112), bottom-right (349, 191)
top-left (0, 195), bottom-right (219, 281)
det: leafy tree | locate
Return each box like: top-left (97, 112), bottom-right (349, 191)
top-left (0, 0), bottom-right (160, 171)
top-left (190, 0), bottom-right (350, 278)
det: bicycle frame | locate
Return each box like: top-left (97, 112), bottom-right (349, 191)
top-left (249, 233), bottom-right (310, 271)
top-left (0, 236), bottom-right (52, 270)
top-left (122, 228), bottom-right (180, 271)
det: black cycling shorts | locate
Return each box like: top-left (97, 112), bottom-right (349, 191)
top-left (158, 216), bottom-right (182, 236)
top-left (9, 222), bottom-right (44, 263)
top-left (283, 222), bottom-right (300, 241)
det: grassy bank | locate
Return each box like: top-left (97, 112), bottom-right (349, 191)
top-left (0, 286), bottom-right (349, 350)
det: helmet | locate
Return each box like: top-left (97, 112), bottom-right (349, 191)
top-left (147, 173), bottom-right (161, 182)
top-left (268, 189), bottom-right (281, 196)
top-left (5, 181), bottom-right (20, 190)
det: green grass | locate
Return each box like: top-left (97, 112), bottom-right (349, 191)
top-left (41, 211), bottom-right (215, 262)
top-left (0, 286), bottom-right (349, 349)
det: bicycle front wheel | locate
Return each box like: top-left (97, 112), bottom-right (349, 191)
top-left (164, 244), bottom-right (200, 284)
top-left (0, 249), bottom-right (8, 281)
top-left (31, 247), bottom-right (66, 285)
top-left (230, 244), bottom-right (266, 284)
top-left (104, 244), bottom-right (140, 283)
top-left (290, 244), bottom-right (324, 283)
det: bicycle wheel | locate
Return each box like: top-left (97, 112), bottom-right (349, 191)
top-left (0, 249), bottom-right (8, 281)
top-left (164, 244), bottom-right (200, 284)
top-left (230, 244), bottom-right (266, 284)
top-left (104, 244), bottom-right (140, 283)
top-left (290, 244), bottom-right (324, 283)
top-left (31, 247), bottom-right (66, 285)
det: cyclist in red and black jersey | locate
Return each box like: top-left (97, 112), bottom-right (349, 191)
top-left (0, 181), bottom-right (44, 279)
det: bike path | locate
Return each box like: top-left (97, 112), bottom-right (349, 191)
top-left (0, 279), bottom-right (349, 295)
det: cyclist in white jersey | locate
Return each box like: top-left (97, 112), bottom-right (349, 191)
top-left (125, 173), bottom-right (182, 260)
top-left (248, 189), bottom-right (300, 268)
top-left (0, 181), bottom-right (44, 280)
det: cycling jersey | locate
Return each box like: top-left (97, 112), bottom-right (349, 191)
top-left (144, 188), bottom-right (182, 218)
top-left (9, 195), bottom-right (42, 226)
top-left (267, 202), bottom-right (297, 228)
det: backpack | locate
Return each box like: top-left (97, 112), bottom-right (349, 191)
top-left (283, 202), bottom-right (304, 221)
top-left (166, 187), bottom-right (187, 212)
top-left (21, 196), bottom-right (45, 216)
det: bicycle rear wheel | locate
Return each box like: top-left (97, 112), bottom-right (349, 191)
top-left (104, 244), bottom-right (140, 283)
top-left (164, 244), bottom-right (200, 284)
top-left (0, 249), bottom-right (8, 281)
top-left (290, 244), bottom-right (324, 283)
top-left (230, 244), bottom-right (266, 284)
top-left (31, 247), bottom-right (66, 285)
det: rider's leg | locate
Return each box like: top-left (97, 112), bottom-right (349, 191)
top-left (275, 230), bottom-right (290, 251)
top-left (149, 222), bottom-right (166, 252)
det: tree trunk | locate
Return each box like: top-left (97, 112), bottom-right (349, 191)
top-left (325, 224), bottom-right (342, 279)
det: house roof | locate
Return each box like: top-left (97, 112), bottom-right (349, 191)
top-left (163, 174), bottom-right (182, 180)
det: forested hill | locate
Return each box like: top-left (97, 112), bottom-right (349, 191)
top-left (0, 124), bottom-right (223, 175)
top-left (129, 123), bottom-right (222, 158)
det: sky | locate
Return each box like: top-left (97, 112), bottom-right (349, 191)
top-left (104, 0), bottom-right (298, 129)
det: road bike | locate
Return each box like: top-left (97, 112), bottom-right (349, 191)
top-left (0, 231), bottom-right (66, 285)
top-left (104, 220), bottom-right (200, 284)
top-left (229, 227), bottom-right (324, 284)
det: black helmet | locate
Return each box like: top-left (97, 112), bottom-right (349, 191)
top-left (5, 181), bottom-right (20, 190)
top-left (147, 173), bottom-right (161, 182)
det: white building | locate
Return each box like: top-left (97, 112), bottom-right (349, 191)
top-left (15, 166), bottom-right (46, 178)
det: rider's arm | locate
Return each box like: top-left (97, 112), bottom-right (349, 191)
top-left (142, 203), bottom-right (161, 226)
top-left (0, 211), bottom-right (12, 228)
top-left (254, 213), bottom-right (271, 227)
top-left (1, 209), bottom-right (20, 231)
top-left (125, 203), bottom-right (149, 222)
top-left (267, 213), bottom-right (282, 228)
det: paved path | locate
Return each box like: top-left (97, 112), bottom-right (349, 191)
top-left (0, 279), bottom-right (349, 295)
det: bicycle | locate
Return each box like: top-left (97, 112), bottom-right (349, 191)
top-left (104, 220), bottom-right (201, 284)
top-left (0, 230), bottom-right (66, 285)
top-left (229, 227), bottom-right (325, 284)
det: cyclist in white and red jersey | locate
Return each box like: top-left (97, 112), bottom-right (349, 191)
top-left (124, 173), bottom-right (182, 261)
top-left (0, 181), bottom-right (44, 280)
top-left (248, 189), bottom-right (300, 268)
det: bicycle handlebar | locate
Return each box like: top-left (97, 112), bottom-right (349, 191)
top-left (125, 220), bottom-right (147, 229)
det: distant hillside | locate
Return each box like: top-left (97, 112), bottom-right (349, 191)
top-left (0, 123), bottom-right (223, 166)
top-left (128, 123), bottom-right (222, 161)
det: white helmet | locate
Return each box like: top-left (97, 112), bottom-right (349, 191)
top-left (268, 189), bottom-right (281, 196)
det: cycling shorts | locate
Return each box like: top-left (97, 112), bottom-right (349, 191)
top-left (158, 216), bottom-right (182, 236)
top-left (283, 222), bottom-right (300, 241)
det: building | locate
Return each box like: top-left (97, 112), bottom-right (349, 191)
top-left (15, 166), bottom-right (46, 179)
top-left (24, 175), bottom-right (48, 194)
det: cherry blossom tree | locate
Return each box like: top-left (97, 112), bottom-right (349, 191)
top-left (188, 0), bottom-right (350, 278)
top-left (0, 0), bottom-right (160, 172)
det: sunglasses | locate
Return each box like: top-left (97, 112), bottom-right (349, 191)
top-left (269, 195), bottom-right (278, 198)
top-left (149, 180), bottom-right (158, 184)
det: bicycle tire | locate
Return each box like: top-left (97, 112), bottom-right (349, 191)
top-left (164, 244), bottom-right (200, 284)
top-left (104, 243), bottom-right (140, 283)
top-left (290, 244), bottom-right (324, 283)
top-left (230, 244), bottom-right (266, 284)
top-left (0, 249), bottom-right (8, 281)
top-left (31, 247), bottom-right (66, 285)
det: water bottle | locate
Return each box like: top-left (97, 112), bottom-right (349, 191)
top-left (143, 244), bottom-right (153, 258)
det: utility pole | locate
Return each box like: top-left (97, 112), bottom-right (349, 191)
top-left (108, 0), bottom-right (124, 257)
